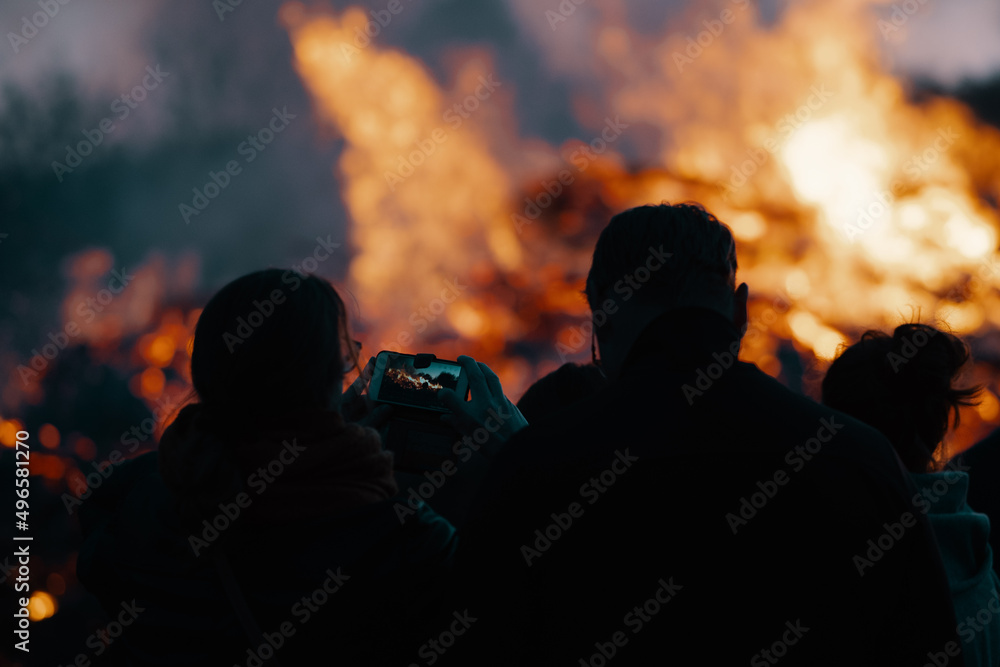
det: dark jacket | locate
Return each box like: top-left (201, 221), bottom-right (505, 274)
top-left (960, 429), bottom-right (1000, 581)
top-left (77, 411), bottom-right (457, 666)
top-left (449, 307), bottom-right (962, 666)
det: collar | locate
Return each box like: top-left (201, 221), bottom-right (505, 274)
top-left (619, 306), bottom-right (743, 376)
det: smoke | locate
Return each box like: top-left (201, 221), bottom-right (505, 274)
top-left (1, 0), bottom-right (997, 364)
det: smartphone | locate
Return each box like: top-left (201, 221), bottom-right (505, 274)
top-left (369, 351), bottom-right (469, 413)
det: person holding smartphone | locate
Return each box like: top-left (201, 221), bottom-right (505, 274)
top-left (77, 269), bottom-right (460, 666)
top-left (359, 349), bottom-right (528, 528)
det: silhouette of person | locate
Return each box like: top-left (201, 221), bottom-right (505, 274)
top-left (439, 203), bottom-right (963, 666)
top-left (515, 362), bottom-right (607, 424)
top-left (959, 412), bottom-right (1000, 583)
top-left (823, 323), bottom-right (1000, 666)
top-left (78, 269), bottom-right (457, 666)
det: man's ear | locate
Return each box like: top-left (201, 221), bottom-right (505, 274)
top-left (733, 282), bottom-right (749, 335)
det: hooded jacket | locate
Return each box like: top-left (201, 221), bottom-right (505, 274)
top-left (77, 405), bottom-right (457, 666)
top-left (912, 470), bottom-right (1000, 666)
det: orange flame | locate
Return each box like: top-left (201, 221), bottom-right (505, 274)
top-left (282, 0), bottom-right (1000, 452)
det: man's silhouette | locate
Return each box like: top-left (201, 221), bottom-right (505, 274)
top-left (450, 203), bottom-right (962, 666)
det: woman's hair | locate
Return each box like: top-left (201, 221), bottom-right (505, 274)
top-left (190, 269), bottom-right (360, 410)
top-left (158, 270), bottom-right (360, 533)
top-left (821, 322), bottom-right (981, 473)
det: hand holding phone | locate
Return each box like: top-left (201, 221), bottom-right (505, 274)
top-left (437, 355), bottom-right (529, 453)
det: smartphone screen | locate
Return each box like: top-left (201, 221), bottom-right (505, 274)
top-left (369, 351), bottom-right (468, 413)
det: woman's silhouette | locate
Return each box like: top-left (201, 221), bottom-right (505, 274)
top-left (823, 322), bottom-right (999, 667)
top-left (78, 269), bottom-right (457, 666)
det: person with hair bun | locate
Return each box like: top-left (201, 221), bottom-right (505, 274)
top-left (823, 322), bottom-right (1000, 667)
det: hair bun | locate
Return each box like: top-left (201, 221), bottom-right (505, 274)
top-left (887, 323), bottom-right (967, 389)
top-left (824, 322), bottom-right (980, 472)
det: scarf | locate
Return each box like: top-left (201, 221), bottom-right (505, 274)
top-left (158, 403), bottom-right (398, 526)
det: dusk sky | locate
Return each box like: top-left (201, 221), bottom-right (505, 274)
top-left (2, 0), bottom-right (998, 303)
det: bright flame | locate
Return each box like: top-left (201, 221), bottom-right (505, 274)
top-left (273, 0), bottom-right (1000, 447)
top-left (282, 5), bottom-right (525, 367)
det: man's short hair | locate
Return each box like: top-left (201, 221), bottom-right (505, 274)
top-left (585, 202), bottom-right (738, 314)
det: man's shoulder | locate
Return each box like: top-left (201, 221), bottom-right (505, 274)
top-left (499, 388), bottom-right (612, 466)
top-left (495, 360), bottom-right (908, 503)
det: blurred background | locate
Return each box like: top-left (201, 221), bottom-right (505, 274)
top-left (2, 0), bottom-right (1000, 662)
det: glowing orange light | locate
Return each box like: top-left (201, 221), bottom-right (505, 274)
top-left (74, 437), bottom-right (97, 461)
top-left (0, 419), bottom-right (23, 447)
top-left (140, 367), bottom-right (166, 399)
top-left (142, 334), bottom-right (176, 368)
top-left (38, 424), bottom-right (60, 449)
top-left (33, 454), bottom-right (66, 480)
top-left (28, 591), bottom-right (57, 621)
top-left (977, 391), bottom-right (1000, 422)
